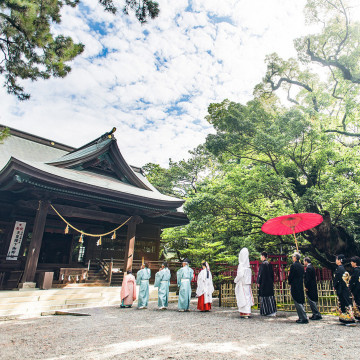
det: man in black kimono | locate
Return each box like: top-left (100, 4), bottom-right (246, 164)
top-left (257, 251), bottom-right (277, 316)
top-left (349, 256), bottom-right (360, 320)
top-left (304, 257), bottom-right (322, 320)
top-left (334, 254), bottom-right (355, 324)
top-left (288, 252), bottom-right (308, 323)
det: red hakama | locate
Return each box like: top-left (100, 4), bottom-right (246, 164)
top-left (197, 294), bottom-right (211, 311)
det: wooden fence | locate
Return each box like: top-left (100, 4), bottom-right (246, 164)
top-left (220, 280), bottom-right (339, 314)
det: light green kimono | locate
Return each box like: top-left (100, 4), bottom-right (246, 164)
top-left (154, 268), bottom-right (171, 308)
top-left (177, 265), bottom-right (194, 310)
top-left (136, 267), bottom-right (151, 308)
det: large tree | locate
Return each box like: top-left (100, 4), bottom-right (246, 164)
top-left (255, 0), bottom-right (360, 139)
top-left (156, 0), bottom-right (360, 269)
top-left (202, 98), bottom-right (360, 269)
top-left (161, 98), bottom-right (360, 269)
top-left (0, 0), bottom-right (159, 100)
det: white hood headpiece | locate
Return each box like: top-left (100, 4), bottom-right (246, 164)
top-left (238, 248), bottom-right (250, 268)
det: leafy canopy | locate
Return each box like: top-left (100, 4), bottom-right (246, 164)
top-left (161, 97), bottom-right (360, 269)
top-left (0, 0), bottom-right (159, 100)
top-left (149, 0), bottom-right (360, 269)
top-left (255, 0), bottom-right (360, 139)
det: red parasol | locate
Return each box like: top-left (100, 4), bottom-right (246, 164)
top-left (261, 213), bottom-right (323, 252)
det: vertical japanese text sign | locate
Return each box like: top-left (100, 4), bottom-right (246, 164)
top-left (6, 221), bottom-right (26, 260)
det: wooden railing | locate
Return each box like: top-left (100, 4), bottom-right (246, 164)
top-left (58, 268), bottom-right (88, 284)
top-left (96, 258), bottom-right (113, 284)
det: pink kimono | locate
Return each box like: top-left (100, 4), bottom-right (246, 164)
top-left (120, 273), bottom-right (137, 306)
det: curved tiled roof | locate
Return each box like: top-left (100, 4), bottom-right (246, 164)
top-left (0, 125), bottom-right (185, 210)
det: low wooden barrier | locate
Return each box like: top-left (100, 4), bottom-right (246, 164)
top-left (59, 268), bottom-right (88, 284)
top-left (220, 280), bottom-right (339, 314)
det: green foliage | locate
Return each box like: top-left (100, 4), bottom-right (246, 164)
top-left (161, 221), bottom-right (237, 269)
top-left (159, 97), bottom-right (360, 268)
top-left (256, 0), bottom-right (360, 140)
top-left (123, 0), bottom-right (159, 24)
top-left (143, 145), bottom-right (215, 198)
top-left (142, 163), bottom-right (175, 196)
top-left (0, 0), bottom-right (159, 100)
top-left (151, 0), bottom-right (360, 270)
top-left (204, 98), bottom-right (360, 263)
top-left (0, 127), bottom-right (10, 142)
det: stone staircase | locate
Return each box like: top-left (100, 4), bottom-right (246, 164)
top-left (85, 265), bottom-right (109, 286)
top-left (110, 272), bottom-right (123, 286)
top-left (0, 286), bottom-right (178, 320)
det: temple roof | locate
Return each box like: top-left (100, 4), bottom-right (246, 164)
top-left (0, 125), bottom-right (185, 212)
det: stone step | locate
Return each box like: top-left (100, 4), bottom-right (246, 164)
top-left (86, 277), bottom-right (108, 282)
top-left (87, 271), bottom-right (104, 275)
top-left (0, 285), bottom-right (178, 319)
top-left (0, 286), bottom-right (121, 297)
top-left (60, 283), bottom-right (109, 287)
top-left (0, 296), bottom-right (180, 319)
top-left (0, 292), bottom-right (177, 309)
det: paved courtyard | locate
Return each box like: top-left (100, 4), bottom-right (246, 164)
top-left (1, 300), bottom-right (359, 360)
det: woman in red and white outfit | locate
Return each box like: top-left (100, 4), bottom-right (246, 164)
top-left (196, 261), bottom-right (214, 311)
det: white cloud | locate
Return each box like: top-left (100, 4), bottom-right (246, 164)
top-left (2, 0), bottom-right (359, 167)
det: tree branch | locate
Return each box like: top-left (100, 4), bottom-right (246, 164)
top-left (324, 129), bottom-right (360, 137)
top-left (306, 38), bottom-right (360, 84)
top-left (287, 86), bottom-right (299, 105)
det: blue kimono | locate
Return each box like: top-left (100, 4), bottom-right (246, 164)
top-left (136, 267), bottom-right (151, 308)
top-left (177, 265), bottom-right (194, 310)
top-left (154, 268), bottom-right (171, 308)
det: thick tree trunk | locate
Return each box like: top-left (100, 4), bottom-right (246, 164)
top-left (303, 211), bottom-right (360, 270)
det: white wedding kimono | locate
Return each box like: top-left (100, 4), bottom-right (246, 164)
top-left (196, 268), bottom-right (215, 304)
top-left (234, 248), bottom-right (254, 313)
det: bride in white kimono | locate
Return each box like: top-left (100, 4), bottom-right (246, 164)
top-left (234, 248), bottom-right (254, 318)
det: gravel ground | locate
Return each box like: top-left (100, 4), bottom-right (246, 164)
top-left (1, 300), bottom-right (359, 360)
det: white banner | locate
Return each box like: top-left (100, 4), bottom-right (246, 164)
top-left (6, 221), bottom-right (26, 260)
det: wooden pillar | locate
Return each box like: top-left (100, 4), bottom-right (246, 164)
top-left (19, 200), bottom-right (50, 287)
top-left (123, 216), bottom-right (143, 272)
top-left (155, 226), bottom-right (161, 260)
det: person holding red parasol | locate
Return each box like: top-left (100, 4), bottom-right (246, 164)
top-left (288, 252), bottom-right (308, 324)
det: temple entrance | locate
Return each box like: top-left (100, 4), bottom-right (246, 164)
top-left (38, 233), bottom-right (73, 264)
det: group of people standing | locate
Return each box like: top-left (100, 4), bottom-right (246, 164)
top-left (287, 253), bottom-right (360, 324)
top-left (234, 248), bottom-right (360, 325)
top-left (120, 251), bottom-right (360, 324)
top-left (120, 259), bottom-right (214, 312)
top-left (333, 255), bottom-right (360, 324)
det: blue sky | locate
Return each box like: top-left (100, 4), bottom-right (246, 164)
top-left (1, 0), bottom-right (359, 167)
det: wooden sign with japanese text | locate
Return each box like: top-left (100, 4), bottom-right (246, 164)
top-left (6, 221), bottom-right (26, 260)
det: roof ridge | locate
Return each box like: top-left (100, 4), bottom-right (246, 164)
top-left (67, 127), bottom-right (117, 154)
top-left (0, 124), bottom-right (74, 152)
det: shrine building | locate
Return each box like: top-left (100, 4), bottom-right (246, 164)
top-left (0, 125), bottom-right (187, 290)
